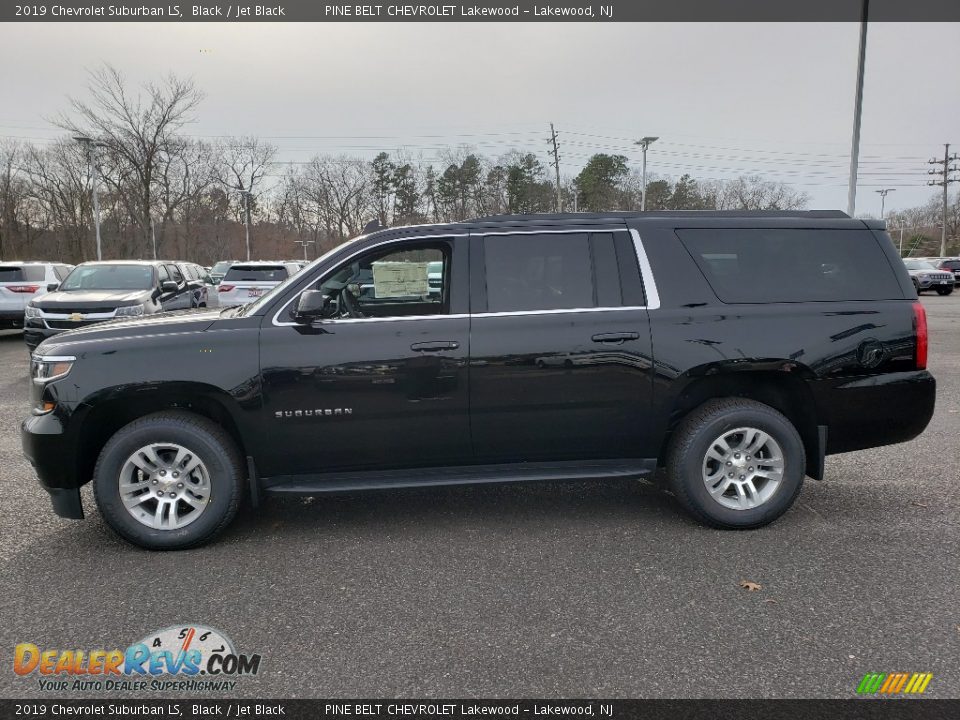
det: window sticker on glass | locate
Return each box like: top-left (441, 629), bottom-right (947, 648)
top-left (372, 261), bottom-right (430, 298)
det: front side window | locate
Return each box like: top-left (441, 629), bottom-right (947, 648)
top-left (165, 264), bottom-right (184, 283)
top-left (483, 233), bottom-right (594, 313)
top-left (315, 244), bottom-right (449, 319)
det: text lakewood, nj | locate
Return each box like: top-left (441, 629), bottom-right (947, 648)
top-left (322, 5), bottom-right (612, 17)
top-left (15, 4), bottom-right (613, 19)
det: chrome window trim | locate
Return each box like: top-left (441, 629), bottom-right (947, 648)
top-left (270, 226), bottom-right (661, 327)
top-left (629, 228), bottom-right (661, 310)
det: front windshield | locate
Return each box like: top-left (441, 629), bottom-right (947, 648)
top-left (236, 235), bottom-right (365, 316)
top-left (59, 264), bottom-right (154, 291)
top-left (904, 260), bottom-right (936, 271)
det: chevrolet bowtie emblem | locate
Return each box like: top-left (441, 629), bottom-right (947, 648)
top-left (69, 313), bottom-right (84, 321)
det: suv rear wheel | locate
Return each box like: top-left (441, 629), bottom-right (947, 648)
top-left (666, 398), bottom-right (805, 529)
top-left (92, 411), bottom-right (244, 550)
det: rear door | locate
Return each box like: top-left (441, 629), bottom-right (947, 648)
top-left (468, 226), bottom-right (657, 463)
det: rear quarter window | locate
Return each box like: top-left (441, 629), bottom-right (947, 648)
top-left (676, 228), bottom-right (904, 303)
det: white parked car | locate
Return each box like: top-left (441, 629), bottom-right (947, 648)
top-left (0, 261), bottom-right (74, 330)
top-left (216, 261), bottom-right (302, 306)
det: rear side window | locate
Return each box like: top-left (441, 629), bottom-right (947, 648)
top-left (676, 228), bottom-right (904, 303)
top-left (0, 266), bottom-right (45, 282)
top-left (224, 265), bottom-right (289, 282)
top-left (483, 233), bottom-right (594, 312)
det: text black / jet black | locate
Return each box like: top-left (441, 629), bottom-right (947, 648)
top-left (22, 211), bottom-right (935, 549)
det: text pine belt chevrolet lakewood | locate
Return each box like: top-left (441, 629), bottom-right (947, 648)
top-left (22, 212), bottom-right (935, 550)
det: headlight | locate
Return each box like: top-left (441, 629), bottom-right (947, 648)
top-left (115, 305), bottom-right (145, 317)
top-left (31, 355), bottom-right (75, 385)
top-left (24, 305), bottom-right (41, 318)
top-left (918, 274), bottom-right (930, 280)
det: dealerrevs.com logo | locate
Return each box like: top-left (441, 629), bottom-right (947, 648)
top-left (13, 624), bottom-right (262, 693)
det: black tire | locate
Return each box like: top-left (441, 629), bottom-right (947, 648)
top-left (92, 411), bottom-right (244, 550)
top-left (936, 286), bottom-right (953, 296)
top-left (666, 398), bottom-right (805, 529)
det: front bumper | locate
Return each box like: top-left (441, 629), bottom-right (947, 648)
top-left (21, 409), bottom-right (85, 519)
top-left (916, 278), bottom-right (953, 289)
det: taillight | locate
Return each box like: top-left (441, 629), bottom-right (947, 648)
top-left (218, 284), bottom-right (234, 293)
top-left (913, 302), bottom-right (927, 370)
top-left (7, 285), bottom-right (40, 293)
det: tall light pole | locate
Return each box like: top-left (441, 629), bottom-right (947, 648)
top-left (74, 135), bottom-right (104, 260)
top-left (846, 0), bottom-right (869, 217)
top-left (294, 238), bottom-right (314, 261)
top-left (635, 136), bottom-right (659, 212)
top-left (874, 187), bottom-right (895, 218)
top-left (235, 189), bottom-right (253, 261)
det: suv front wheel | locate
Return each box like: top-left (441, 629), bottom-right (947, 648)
top-left (666, 398), bottom-right (805, 529)
top-left (92, 411), bottom-right (244, 550)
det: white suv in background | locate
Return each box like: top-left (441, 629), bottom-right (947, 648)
top-left (0, 262), bottom-right (74, 330)
top-left (217, 261), bottom-right (302, 306)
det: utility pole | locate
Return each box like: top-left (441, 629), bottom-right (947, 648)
top-left (548, 123), bottom-right (563, 212)
top-left (874, 187), bottom-right (895, 219)
top-left (635, 136), bottom-right (659, 211)
top-left (74, 135), bottom-right (104, 261)
top-left (927, 143), bottom-right (959, 257)
top-left (150, 215), bottom-right (157, 260)
top-left (237, 189), bottom-right (253, 261)
top-left (846, 0), bottom-right (869, 217)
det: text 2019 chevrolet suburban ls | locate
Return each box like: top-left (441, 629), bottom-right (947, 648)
top-left (22, 211), bottom-right (936, 549)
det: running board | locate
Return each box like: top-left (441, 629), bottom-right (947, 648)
top-left (262, 459), bottom-right (657, 496)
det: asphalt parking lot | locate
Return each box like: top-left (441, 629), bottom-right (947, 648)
top-left (1, 295), bottom-right (958, 700)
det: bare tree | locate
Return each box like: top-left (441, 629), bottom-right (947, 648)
top-left (55, 64), bottom-right (203, 257)
top-left (22, 140), bottom-right (95, 262)
top-left (713, 175), bottom-right (809, 211)
top-left (215, 136), bottom-right (277, 260)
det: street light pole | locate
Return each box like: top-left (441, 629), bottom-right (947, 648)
top-left (846, 0), bottom-right (869, 217)
top-left (874, 187), bottom-right (895, 218)
top-left (635, 136), bottom-right (659, 212)
top-left (74, 135), bottom-right (103, 261)
top-left (236, 189), bottom-right (252, 261)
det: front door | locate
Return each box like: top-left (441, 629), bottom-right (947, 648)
top-left (257, 236), bottom-right (471, 479)
top-left (468, 228), bottom-right (656, 463)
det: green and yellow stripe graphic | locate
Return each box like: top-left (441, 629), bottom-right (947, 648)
top-left (857, 672), bottom-right (933, 695)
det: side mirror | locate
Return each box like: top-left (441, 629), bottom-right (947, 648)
top-left (47, 283), bottom-right (59, 292)
top-left (161, 280), bottom-right (178, 293)
top-left (293, 290), bottom-right (328, 323)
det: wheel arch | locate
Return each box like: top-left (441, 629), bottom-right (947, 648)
top-left (659, 365), bottom-right (823, 480)
top-left (75, 382), bottom-right (247, 489)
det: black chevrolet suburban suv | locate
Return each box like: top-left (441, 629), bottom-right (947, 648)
top-left (22, 212), bottom-right (936, 549)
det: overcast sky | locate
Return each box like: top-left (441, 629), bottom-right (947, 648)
top-left (2, 21), bottom-right (958, 214)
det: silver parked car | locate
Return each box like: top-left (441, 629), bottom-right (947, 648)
top-left (0, 261), bottom-right (74, 329)
top-left (903, 259), bottom-right (954, 295)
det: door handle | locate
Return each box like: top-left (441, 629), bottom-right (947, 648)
top-left (410, 341), bottom-right (460, 352)
top-left (591, 332), bottom-right (639, 344)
